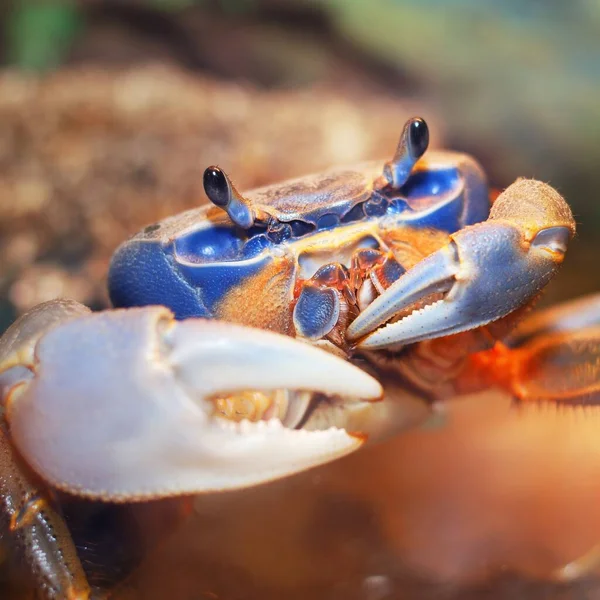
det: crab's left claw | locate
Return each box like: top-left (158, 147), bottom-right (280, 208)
top-left (2, 304), bottom-right (383, 500)
top-left (348, 179), bottom-right (576, 349)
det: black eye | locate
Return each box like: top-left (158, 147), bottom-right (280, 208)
top-left (408, 117), bottom-right (429, 159)
top-left (203, 166), bottom-right (230, 207)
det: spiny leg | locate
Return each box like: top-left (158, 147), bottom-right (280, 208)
top-left (505, 292), bottom-right (600, 348)
top-left (466, 294), bottom-right (600, 406)
top-left (0, 425), bottom-right (91, 600)
top-left (508, 294), bottom-right (600, 405)
top-left (0, 300), bottom-right (92, 600)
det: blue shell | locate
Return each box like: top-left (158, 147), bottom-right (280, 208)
top-left (108, 152), bottom-right (489, 321)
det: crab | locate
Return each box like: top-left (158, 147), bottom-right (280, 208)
top-left (0, 116), bottom-right (598, 599)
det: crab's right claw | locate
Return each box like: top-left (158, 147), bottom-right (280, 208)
top-left (347, 179), bottom-right (576, 349)
top-left (3, 305), bottom-right (383, 501)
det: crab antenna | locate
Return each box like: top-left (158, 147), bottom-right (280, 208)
top-left (203, 166), bottom-right (256, 229)
top-left (383, 117), bottom-right (429, 189)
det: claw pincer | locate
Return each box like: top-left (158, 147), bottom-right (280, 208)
top-left (109, 116), bottom-right (574, 374)
top-left (1, 305), bottom-right (380, 500)
top-left (349, 179), bottom-right (575, 348)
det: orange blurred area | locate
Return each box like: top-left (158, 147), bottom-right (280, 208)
top-left (112, 390), bottom-right (600, 599)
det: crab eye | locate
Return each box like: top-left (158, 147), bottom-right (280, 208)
top-left (407, 117), bottom-right (429, 160)
top-left (203, 166), bottom-right (230, 207)
top-left (383, 116), bottom-right (430, 190)
top-left (202, 166), bottom-right (258, 229)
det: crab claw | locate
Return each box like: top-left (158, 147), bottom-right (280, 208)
top-left (2, 304), bottom-right (382, 500)
top-left (347, 179), bottom-right (576, 349)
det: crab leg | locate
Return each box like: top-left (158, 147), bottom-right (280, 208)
top-left (0, 425), bottom-right (91, 600)
top-left (0, 300), bottom-right (92, 600)
top-left (347, 179), bottom-right (576, 349)
top-left (505, 292), bottom-right (600, 348)
top-left (471, 294), bottom-right (600, 406)
top-left (1, 303), bottom-right (382, 502)
top-left (485, 294), bottom-right (600, 581)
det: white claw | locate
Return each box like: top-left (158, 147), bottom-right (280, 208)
top-left (6, 307), bottom-right (381, 501)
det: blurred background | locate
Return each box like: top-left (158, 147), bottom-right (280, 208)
top-left (1, 2), bottom-right (600, 599)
